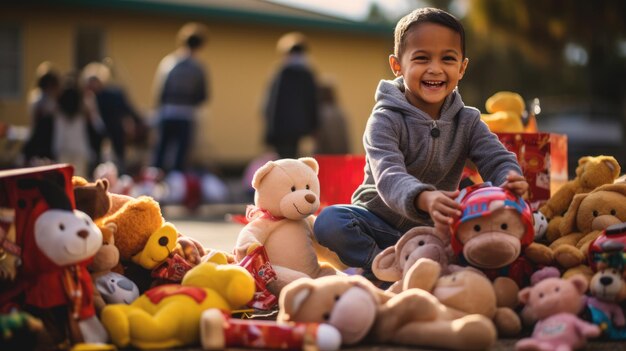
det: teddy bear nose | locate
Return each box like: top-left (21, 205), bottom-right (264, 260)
top-left (600, 276), bottom-right (613, 286)
top-left (158, 236), bottom-right (169, 247)
top-left (77, 230), bottom-right (89, 239)
top-left (305, 194), bottom-right (316, 204)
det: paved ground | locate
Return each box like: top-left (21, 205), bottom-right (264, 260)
top-left (165, 205), bottom-right (624, 351)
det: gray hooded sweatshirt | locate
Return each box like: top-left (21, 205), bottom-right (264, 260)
top-left (352, 77), bottom-right (522, 233)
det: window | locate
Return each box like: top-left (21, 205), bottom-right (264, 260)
top-left (0, 24), bottom-right (22, 98)
top-left (75, 26), bottom-right (104, 71)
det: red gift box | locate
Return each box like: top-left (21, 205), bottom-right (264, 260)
top-left (315, 154), bottom-right (365, 208)
top-left (466, 133), bottom-right (568, 210)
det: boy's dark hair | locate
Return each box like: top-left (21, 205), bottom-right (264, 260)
top-left (394, 7), bottom-right (465, 58)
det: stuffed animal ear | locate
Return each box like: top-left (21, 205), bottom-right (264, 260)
top-left (279, 278), bottom-right (315, 318)
top-left (518, 287), bottom-right (532, 305)
top-left (567, 274), bottom-right (589, 295)
top-left (298, 157), bottom-right (319, 175)
top-left (96, 178), bottom-right (110, 192)
top-left (604, 158), bottom-right (621, 179)
top-left (104, 223), bottom-right (117, 244)
top-left (594, 183), bottom-right (626, 198)
top-left (371, 246), bottom-right (402, 281)
top-left (559, 192), bottom-right (588, 235)
top-left (251, 161), bottom-right (276, 190)
top-left (575, 156), bottom-right (591, 177)
top-left (19, 177), bottom-right (72, 211)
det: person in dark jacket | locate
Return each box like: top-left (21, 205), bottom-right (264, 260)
top-left (82, 61), bottom-right (144, 176)
top-left (152, 22), bottom-right (209, 173)
top-left (21, 61), bottom-right (60, 165)
top-left (263, 32), bottom-right (319, 159)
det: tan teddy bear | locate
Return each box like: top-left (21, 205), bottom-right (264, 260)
top-left (277, 274), bottom-right (497, 350)
top-left (550, 182), bottom-right (626, 278)
top-left (403, 258), bottom-right (522, 337)
top-left (234, 158), bottom-right (346, 295)
top-left (539, 155), bottom-right (620, 243)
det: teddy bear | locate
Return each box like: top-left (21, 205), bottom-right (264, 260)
top-left (277, 274), bottom-right (497, 350)
top-left (515, 275), bottom-right (601, 350)
top-left (101, 259), bottom-right (255, 349)
top-left (403, 257), bottom-right (522, 337)
top-left (73, 176), bottom-right (223, 291)
top-left (88, 221), bottom-right (121, 313)
top-left (587, 267), bottom-right (626, 336)
top-left (584, 234), bottom-right (626, 339)
top-left (538, 155), bottom-right (620, 243)
top-left (548, 182), bottom-right (626, 277)
top-left (372, 226), bottom-right (458, 293)
top-left (234, 158), bottom-right (346, 295)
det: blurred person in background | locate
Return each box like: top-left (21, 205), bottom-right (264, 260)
top-left (263, 32), bottom-right (319, 159)
top-left (152, 22), bottom-right (210, 174)
top-left (21, 61), bottom-right (61, 166)
top-left (53, 74), bottom-right (92, 178)
top-left (82, 61), bottom-right (145, 176)
top-left (314, 77), bottom-right (350, 155)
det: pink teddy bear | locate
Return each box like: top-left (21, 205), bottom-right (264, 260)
top-left (516, 275), bottom-right (601, 351)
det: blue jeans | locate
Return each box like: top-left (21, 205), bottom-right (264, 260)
top-left (314, 205), bottom-right (403, 271)
top-left (153, 119), bottom-right (193, 172)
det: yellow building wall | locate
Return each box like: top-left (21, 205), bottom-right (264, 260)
top-left (0, 6), bottom-right (392, 169)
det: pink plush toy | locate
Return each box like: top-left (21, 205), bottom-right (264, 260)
top-left (516, 275), bottom-right (601, 350)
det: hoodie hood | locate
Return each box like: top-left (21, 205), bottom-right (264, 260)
top-left (373, 77), bottom-right (464, 122)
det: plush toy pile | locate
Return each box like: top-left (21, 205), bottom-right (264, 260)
top-left (2, 151), bottom-right (626, 350)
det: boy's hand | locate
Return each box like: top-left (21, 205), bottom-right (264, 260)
top-left (501, 170), bottom-right (529, 197)
top-left (416, 190), bottom-right (462, 234)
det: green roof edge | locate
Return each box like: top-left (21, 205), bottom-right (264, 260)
top-left (33, 0), bottom-right (394, 36)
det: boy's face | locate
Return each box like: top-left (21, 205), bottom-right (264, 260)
top-left (389, 22), bottom-right (469, 118)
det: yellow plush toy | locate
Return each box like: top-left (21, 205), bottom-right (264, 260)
top-left (539, 155), bottom-right (621, 243)
top-left (234, 158), bottom-right (346, 295)
top-left (480, 91), bottom-right (526, 133)
top-left (101, 260), bottom-right (255, 349)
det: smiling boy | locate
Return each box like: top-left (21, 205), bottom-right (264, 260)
top-left (314, 7), bottom-right (528, 278)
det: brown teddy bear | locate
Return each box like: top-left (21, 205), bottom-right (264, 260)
top-left (234, 158), bottom-right (346, 295)
top-left (403, 258), bottom-right (522, 337)
top-left (73, 177), bottom-right (219, 288)
top-left (372, 226), bottom-right (457, 293)
top-left (549, 182), bottom-right (626, 277)
top-left (539, 155), bottom-right (620, 243)
top-left (87, 222), bottom-right (120, 313)
top-left (277, 274), bottom-right (497, 350)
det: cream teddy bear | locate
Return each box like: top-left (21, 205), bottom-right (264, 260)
top-left (234, 158), bottom-right (346, 295)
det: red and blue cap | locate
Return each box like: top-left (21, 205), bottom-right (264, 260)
top-left (450, 182), bottom-right (534, 255)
